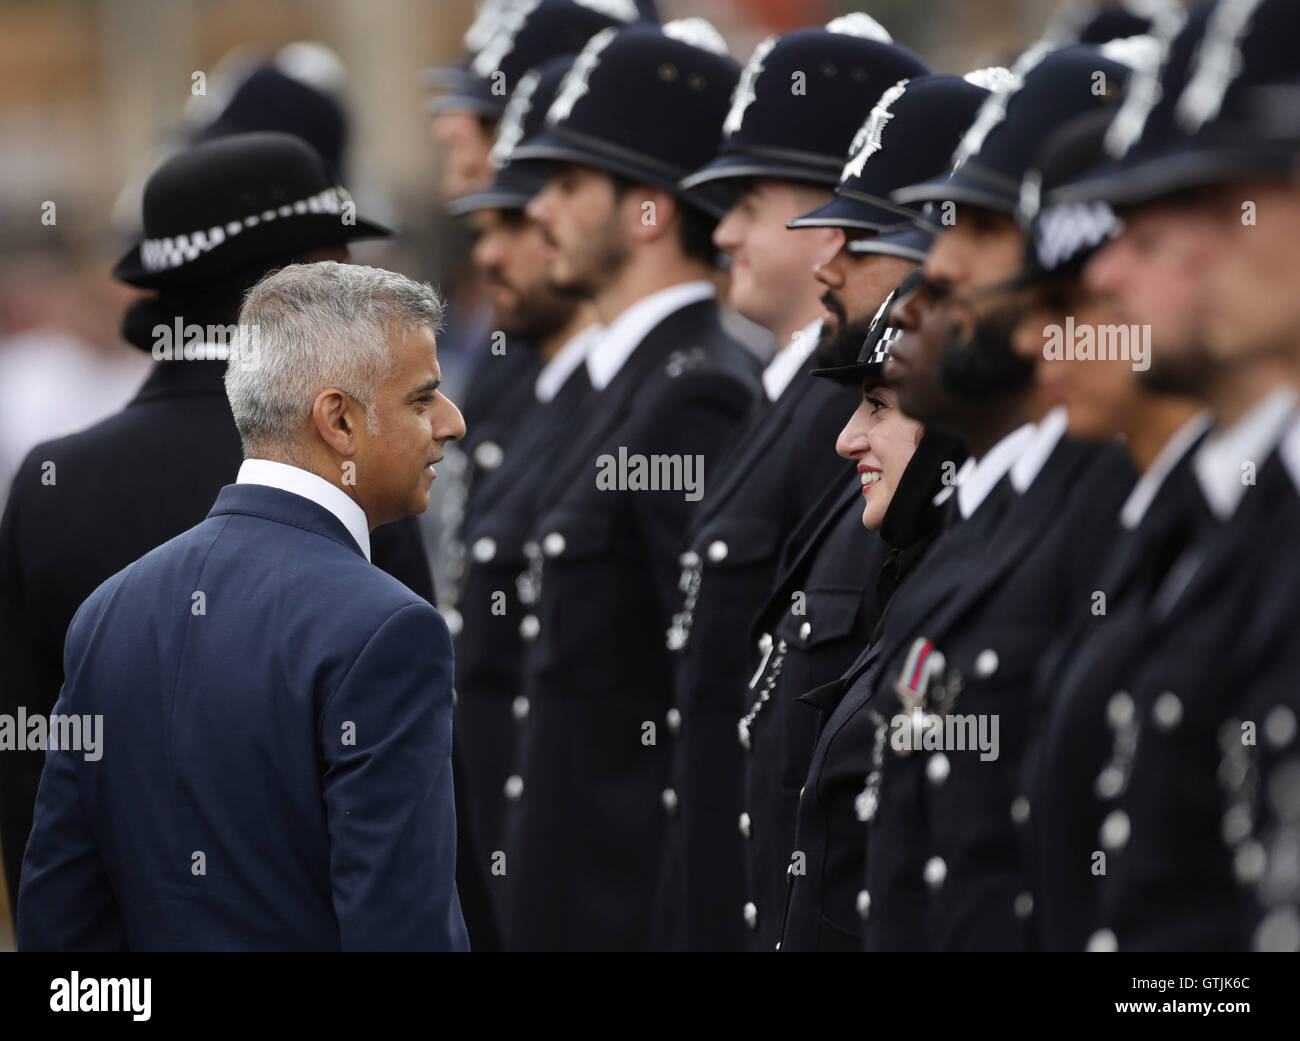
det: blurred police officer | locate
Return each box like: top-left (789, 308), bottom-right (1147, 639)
top-left (650, 15), bottom-right (927, 952)
top-left (428, 2), bottom-right (652, 619)
top-left (1001, 108), bottom-right (1211, 951)
top-left (496, 21), bottom-right (761, 950)
top-left (1052, 0), bottom-right (1300, 951)
top-left (442, 56), bottom-right (601, 904)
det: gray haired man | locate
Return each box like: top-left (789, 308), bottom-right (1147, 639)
top-left (19, 262), bottom-right (469, 951)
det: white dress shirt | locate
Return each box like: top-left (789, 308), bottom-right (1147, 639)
top-left (761, 318), bottom-right (823, 402)
top-left (535, 323), bottom-right (604, 403)
top-left (236, 458), bottom-right (372, 561)
top-left (585, 280), bottom-right (716, 391)
top-left (1118, 409), bottom-right (1214, 530)
top-left (1193, 386), bottom-right (1297, 521)
top-left (933, 421), bottom-right (1039, 520)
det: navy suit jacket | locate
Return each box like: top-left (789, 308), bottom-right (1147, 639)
top-left (18, 484), bottom-right (469, 952)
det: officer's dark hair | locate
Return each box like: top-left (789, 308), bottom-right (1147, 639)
top-left (608, 173), bottom-right (720, 267)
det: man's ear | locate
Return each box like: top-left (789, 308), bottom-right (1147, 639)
top-left (625, 185), bottom-right (678, 244)
top-left (311, 388), bottom-right (359, 457)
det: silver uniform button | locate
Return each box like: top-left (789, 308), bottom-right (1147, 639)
top-left (1152, 691), bottom-right (1183, 730)
top-left (679, 549), bottom-right (700, 568)
top-left (1106, 691), bottom-right (1135, 729)
top-left (923, 856), bottom-right (947, 890)
top-left (444, 606), bottom-right (464, 637)
top-left (1010, 796), bottom-right (1031, 825)
top-left (1086, 928), bottom-right (1118, 952)
top-left (519, 614), bottom-right (540, 641)
top-left (474, 440), bottom-right (504, 471)
top-left (504, 775), bottom-right (524, 801)
top-left (470, 536), bottom-right (497, 563)
top-left (1221, 804), bottom-right (1252, 846)
top-left (974, 649), bottom-right (999, 678)
top-left (542, 531), bottom-right (566, 557)
top-left (707, 539), bottom-right (728, 563)
top-left (1094, 765), bottom-right (1124, 800)
top-left (758, 632), bottom-right (772, 653)
top-left (798, 621), bottom-right (812, 641)
top-left (742, 901), bottom-right (758, 929)
top-left (661, 788), bottom-right (679, 814)
top-left (856, 889), bottom-right (871, 920)
top-left (739, 811), bottom-right (752, 839)
top-left (1100, 808), bottom-right (1130, 850)
top-left (666, 707), bottom-right (682, 735)
top-left (511, 695), bottom-right (530, 722)
top-left (1253, 907), bottom-right (1300, 953)
top-left (1265, 705), bottom-right (1298, 748)
top-left (1232, 839), bottom-right (1266, 885)
top-left (1014, 892), bottom-right (1034, 919)
top-left (926, 752), bottom-right (951, 786)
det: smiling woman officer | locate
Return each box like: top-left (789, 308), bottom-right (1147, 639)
top-left (776, 271), bottom-right (969, 951)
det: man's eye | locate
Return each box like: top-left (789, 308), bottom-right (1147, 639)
top-left (416, 395), bottom-right (435, 406)
top-left (867, 395), bottom-right (889, 414)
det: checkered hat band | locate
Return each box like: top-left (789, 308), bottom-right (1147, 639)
top-left (139, 186), bottom-right (350, 273)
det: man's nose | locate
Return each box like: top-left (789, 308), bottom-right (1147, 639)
top-left (525, 185), bottom-right (556, 226)
top-left (814, 249), bottom-right (847, 289)
top-left (439, 399), bottom-right (467, 445)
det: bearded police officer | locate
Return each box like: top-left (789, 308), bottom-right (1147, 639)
top-left (442, 56), bottom-right (602, 911)
top-left (497, 21), bottom-right (762, 951)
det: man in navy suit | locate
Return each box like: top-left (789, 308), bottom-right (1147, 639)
top-left (18, 261), bottom-right (470, 951)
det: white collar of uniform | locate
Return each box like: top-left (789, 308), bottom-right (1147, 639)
top-left (761, 318), bottom-right (822, 401)
top-left (535, 323), bottom-right (603, 403)
top-left (236, 458), bottom-right (371, 561)
top-left (585, 280), bottom-right (716, 391)
top-left (1009, 406), bottom-right (1068, 494)
top-left (1193, 385), bottom-right (1298, 522)
top-left (1119, 409), bottom-right (1214, 530)
top-left (1280, 415), bottom-right (1300, 497)
top-left (932, 422), bottom-right (1037, 520)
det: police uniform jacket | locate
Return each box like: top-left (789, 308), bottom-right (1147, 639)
top-left (654, 365), bottom-right (859, 951)
top-left (500, 292), bottom-right (760, 950)
top-left (1019, 416), bottom-right (1211, 950)
top-left (1092, 394), bottom-right (1299, 951)
top-left (860, 432), bottom-right (1134, 952)
top-left (452, 359), bottom-right (592, 871)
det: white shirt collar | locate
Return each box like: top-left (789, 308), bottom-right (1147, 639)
top-left (1119, 409), bottom-right (1214, 530)
top-left (1193, 386), bottom-right (1298, 521)
top-left (761, 318), bottom-right (822, 401)
top-left (236, 458), bottom-right (371, 561)
top-left (535, 323), bottom-right (602, 403)
top-left (585, 280), bottom-right (715, 391)
top-left (1009, 406), bottom-right (1068, 494)
top-left (933, 422), bottom-right (1038, 520)
top-left (1281, 416), bottom-right (1300, 497)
